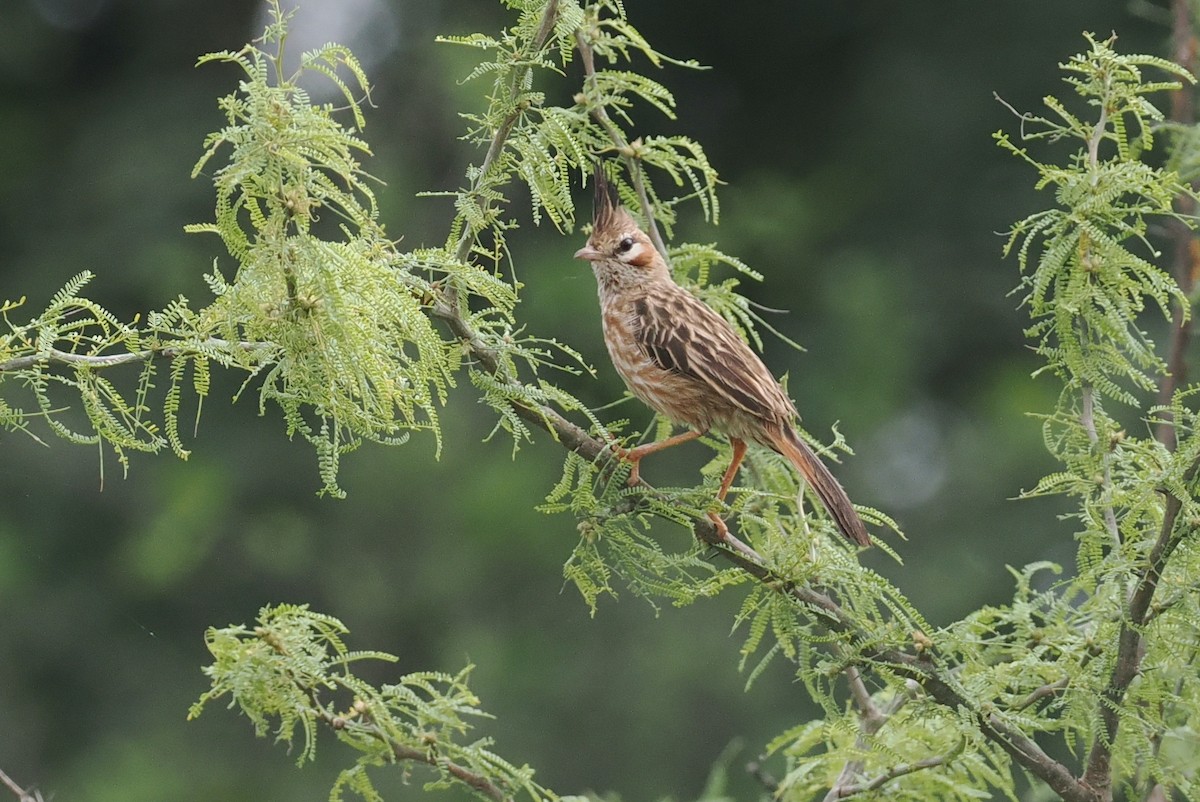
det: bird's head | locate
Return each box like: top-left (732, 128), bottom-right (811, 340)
top-left (574, 167), bottom-right (668, 289)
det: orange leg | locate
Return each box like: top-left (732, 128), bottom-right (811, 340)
top-left (707, 437), bottom-right (747, 540)
top-left (617, 429), bottom-right (704, 485)
top-left (716, 437), bottom-right (748, 502)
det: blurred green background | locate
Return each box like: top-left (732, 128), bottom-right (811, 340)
top-left (0, 1), bottom-right (1178, 800)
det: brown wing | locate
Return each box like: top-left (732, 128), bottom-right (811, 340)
top-left (632, 287), bottom-right (795, 421)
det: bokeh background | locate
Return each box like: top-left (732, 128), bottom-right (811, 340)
top-left (0, 1), bottom-right (1179, 800)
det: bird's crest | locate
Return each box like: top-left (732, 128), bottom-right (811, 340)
top-left (592, 164), bottom-right (621, 235)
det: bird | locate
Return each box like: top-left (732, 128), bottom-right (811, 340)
top-left (573, 167), bottom-right (871, 548)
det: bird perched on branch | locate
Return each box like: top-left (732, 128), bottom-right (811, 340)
top-left (573, 167), bottom-right (871, 548)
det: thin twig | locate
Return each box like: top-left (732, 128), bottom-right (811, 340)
top-left (845, 665), bottom-right (885, 731)
top-left (1080, 385), bottom-right (1121, 547)
top-left (0, 769), bottom-right (42, 802)
top-left (746, 757), bottom-right (780, 794)
top-left (574, 27), bottom-right (671, 261)
top-left (831, 750), bottom-right (957, 799)
top-left (0, 339), bottom-right (270, 373)
top-left (1013, 676), bottom-right (1070, 712)
top-left (306, 691), bottom-right (509, 802)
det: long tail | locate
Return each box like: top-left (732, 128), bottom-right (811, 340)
top-left (773, 428), bottom-right (871, 547)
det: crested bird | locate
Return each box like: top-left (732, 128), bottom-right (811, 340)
top-left (573, 168), bottom-right (871, 547)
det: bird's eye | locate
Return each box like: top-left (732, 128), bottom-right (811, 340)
top-left (617, 237), bottom-right (635, 254)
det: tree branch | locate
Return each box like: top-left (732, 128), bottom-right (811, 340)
top-left (830, 749), bottom-right (957, 799)
top-left (449, 0), bottom-right (560, 273)
top-left (1082, 463), bottom-right (1197, 798)
top-left (389, 742), bottom-right (508, 802)
top-left (430, 255), bottom-right (1099, 798)
top-left (308, 692), bottom-right (510, 802)
top-left (1012, 676), bottom-right (1070, 713)
top-left (821, 666), bottom-right (893, 802)
top-left (907, 667), bottom-right (1100, 802)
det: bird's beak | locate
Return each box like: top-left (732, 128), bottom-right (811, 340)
top-left (574, 245), bottom-right (602, 261)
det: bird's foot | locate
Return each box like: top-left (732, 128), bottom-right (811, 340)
top-left (626, 459), bottom-right (642, 486)
top-left (607, 443), bottom-right (642, 485)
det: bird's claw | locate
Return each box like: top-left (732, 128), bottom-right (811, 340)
top-left (625, 457), bottom-right (641, 486)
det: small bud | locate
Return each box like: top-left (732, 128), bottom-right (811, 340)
top-left (577, 520), bottom-right (599, 543)
top-left (912, 630), bottom-right (933, 652)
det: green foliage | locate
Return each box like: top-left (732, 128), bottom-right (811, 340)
top-left (0, 273), bottom-right (161, 471)
top-left (544, 449), bottom-right (750, 614)
top-left (188, 4), bottom-right (458, 496)
top-left (997, 33), bottom-right (1195, 404)
top-left (183, 8), bottom-right (1200, 802)
top-left (996, 32), bottom-right (1200, 610)
top-left (542, 27), bottom-right (1200, 802)
top-left (189, 604), bottom-right (556, 802)
top-left (0, 0), bottom-right (733, 498)
top-left (985, 33), bottom-right (1200, 800)
top-left (0, 272), bottom-right (267, 483)
top-left (10, 2), bottom-right (1200, 800)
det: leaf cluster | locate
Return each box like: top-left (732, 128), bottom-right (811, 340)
top-left (189, 604), bottom-right (556, 802)
top-left (0, 272), bottom-right (271, 483)
top-left (997, 33), bottom-right (1194, 404)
